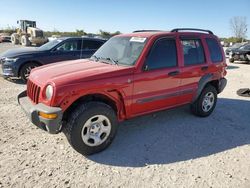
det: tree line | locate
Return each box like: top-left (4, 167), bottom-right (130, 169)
top-left (0, 27), bottom-right (121, 39)
top-left (0, 16), bottom-right (248, 42)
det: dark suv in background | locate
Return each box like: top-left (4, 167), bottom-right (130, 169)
top-left (229, 43), bottom-right (250, 63)
top-left (0, 37), bottom-right (106, 81)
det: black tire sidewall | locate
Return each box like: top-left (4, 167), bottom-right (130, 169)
top-left (67, 102), bottom-right (118, 155)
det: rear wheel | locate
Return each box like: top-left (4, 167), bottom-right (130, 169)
top-left (20, 63), bottom-right (39, 82)
top-left (191, 85), bottom-right (217, 117)
top-left (64, 102), bottom-right (118, 155)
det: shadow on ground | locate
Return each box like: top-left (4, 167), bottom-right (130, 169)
top-left (226, 65), bottom-right (239, 70)
top-left (89, 98), bottom-right (250, 167)
top-left (5, 77), bottom-right (25, 85)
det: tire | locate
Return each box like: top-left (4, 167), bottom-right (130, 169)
top-left (229, 58), bottom-right (234, 63)
top-left (246, 54), bottom-right (250, 63)
top-left (21, 35), bottom-right (31, 46)
top-left (63, 102), bottom-right (118, 155)
top-left (20, 63), bottom-right (39, 82)
top-left (11, 34), bottom-right (19, 45)
top-left (191, 85), bottom-right (217, 117)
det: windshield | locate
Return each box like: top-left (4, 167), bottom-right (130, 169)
top-left (231, 43), bottom-right (242, 48)
top-left (91, 36), bottom-right (147, 66)
top-left (38, 39), bottom-right (62, 51)
top-left (239, 44), bottom-right (250, 50)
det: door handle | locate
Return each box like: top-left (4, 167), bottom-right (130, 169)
top-left (201, 66), bottom-right (208, 71)
top-left (168, 71), bottom-right (180, 76)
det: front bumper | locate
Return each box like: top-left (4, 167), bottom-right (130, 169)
top-left (18, 90), bottom-right (63, 134)
top-left (0, 63), bottom-right (15, 77)
top-left (218, 78), bottom-right (227, 93)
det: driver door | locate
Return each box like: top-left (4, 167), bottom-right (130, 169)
top-left (47, 39), bottom-right (82, 63)
top-left (131, 37), bottom-right (181, 115)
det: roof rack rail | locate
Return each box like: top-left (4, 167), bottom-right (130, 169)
top-left (133, 30), bottom-right (163, 33)
top-left (171, 28), bottom-right (213, 34)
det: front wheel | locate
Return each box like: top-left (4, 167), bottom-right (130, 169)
top-left (64, 102), bottom-right (118, 155)
top-left (21, 35), bottom-right (31, 46)
top-left (229, 58), bottom-right (234, 63)
top-left (20, 63), bottom-right (39, 82)
top-left (191, 85), bottom-right (217, 117)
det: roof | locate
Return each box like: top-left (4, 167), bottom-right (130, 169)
top-left (56, 36), bottom-right (107, 41)
top-left (118, 31), bottom-right (171, 38)
top-left (118, 28), bottom-right (214, 38)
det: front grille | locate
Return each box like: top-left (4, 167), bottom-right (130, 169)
top-left (27, 80), bottom-right (41, 104)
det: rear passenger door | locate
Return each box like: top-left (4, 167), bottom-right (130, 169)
top-left (80, 39), bottom-right (104, 58)
top-left (178, 37), bottom-right (208, 104)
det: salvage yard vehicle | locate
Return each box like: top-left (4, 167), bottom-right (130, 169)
top-left (229, 43), bottom-right (250, 63)
top-left (11, 20), bottom-right (47, 46)
top-left (225, 43), bottom-right (244, 56)
top-left (18, 28), bottom-right (227, 155)
top-left (0, 34), bottom-right (11, 43)
top-left (0, 37), bottom-right (106, 82)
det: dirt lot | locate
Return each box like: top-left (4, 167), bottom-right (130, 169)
top-left (0, 43), bottom-right (250, 188)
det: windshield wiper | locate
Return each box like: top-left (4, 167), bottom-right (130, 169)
top-left (104, 57), bottom-right (119, 65)
top-left (91, 55), bottom-right (100, 62)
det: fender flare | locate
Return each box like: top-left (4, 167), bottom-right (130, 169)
top-left (192, 73), bottom-right (213, 102)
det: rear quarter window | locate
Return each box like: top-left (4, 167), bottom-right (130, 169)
top-left (206, 38), bottom-right (223, 63)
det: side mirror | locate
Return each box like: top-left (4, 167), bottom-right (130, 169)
top-left (143, 64), bottom-right (149, 71)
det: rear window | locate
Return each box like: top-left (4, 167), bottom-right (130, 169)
top-left (206, 38), bottom-right (223, 63)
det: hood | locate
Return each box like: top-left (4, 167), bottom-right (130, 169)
top-left (29, 59), bottom-right (134, 86)
top-left (0, 47), bottom-right (42, 58)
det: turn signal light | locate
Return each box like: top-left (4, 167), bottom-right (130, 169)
top-left (39, 112), bottom-right (57, 119)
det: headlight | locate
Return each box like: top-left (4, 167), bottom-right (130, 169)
top-left (45, 85), bottom-right (53, 100)
top-left (5, 57), bottom-right (19, 62)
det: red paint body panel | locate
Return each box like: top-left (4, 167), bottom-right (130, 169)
top-left (27, 31), bottom-right (227, 121)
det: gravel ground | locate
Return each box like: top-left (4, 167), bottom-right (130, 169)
top-left (0, 43), bottom-right (250, 188)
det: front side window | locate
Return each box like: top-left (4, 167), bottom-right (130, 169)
top-left (181, 39), bottom-right (205, 65)
top-left (206, 38), bottom-right (223, 63)
top-left (56, 40), bottom-right (79, 51)
top-left (145, 38), bottom-right (177, 70)
top-left (92, 36), bottom-right (147, 66)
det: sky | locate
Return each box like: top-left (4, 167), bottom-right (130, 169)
top-left (0, 0), bottom-right (249, 38)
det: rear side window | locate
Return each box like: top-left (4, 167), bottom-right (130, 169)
top-left (181, 39), bottom-right (205, 66)
top-left (82, 40), bottom-right (104, 50)
top-left (206, 38), bottom-right (223, 63)
top-left (145, 38), bottom-right (177, 70)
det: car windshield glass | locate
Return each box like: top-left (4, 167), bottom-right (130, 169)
top-left (38, 39), bottom-right (62, 51)
top-left (240, 44), bottom-right (250, 50)
top-left (231, 43), bottom-right (242, 48)
top-left (91, 36), bottom-right (147, 66)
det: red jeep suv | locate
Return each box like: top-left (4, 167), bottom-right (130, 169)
top-left (18, 28), bottom-right (227, 155)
